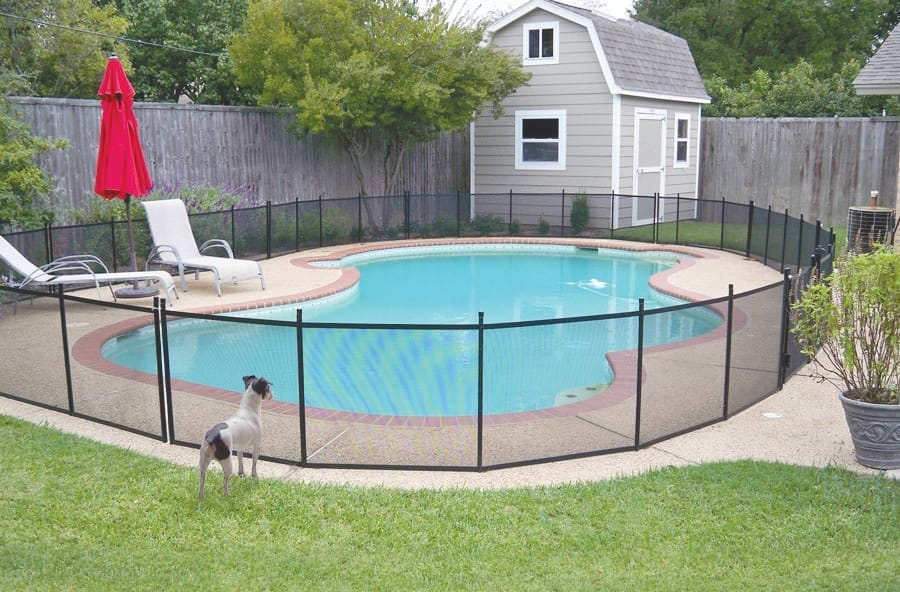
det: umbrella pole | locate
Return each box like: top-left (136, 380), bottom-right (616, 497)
top-left (114, 195), bottom-right (159, 298)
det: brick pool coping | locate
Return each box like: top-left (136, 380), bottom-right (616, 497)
top-left (72, 238), bottom-right (759, 425)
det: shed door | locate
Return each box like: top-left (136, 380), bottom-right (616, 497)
top-left (633, 111), bottom-right (666, 225)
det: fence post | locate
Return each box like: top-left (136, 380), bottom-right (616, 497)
top-left (110, 216), bottom-right (119, 271)
top-left (744, 200), bottom-right (755, 258)
top-left (318, 194), bottom-right (324, 247)
top-left (653, 191), bottom-right (660, 244)
top-left (675, 193), bottom-right (681, 244)
top-left (294, 197), bottom-right (300, 252)
top-left (159, 297), bottom-right (175, 443)
top-left (57, 290), bottom-right (75, 415)
top-left (266, 200), bottom-right (272, 259)
top-left (634, 299), bottom-right (645, 450)
top-left (610, 192), bottom-right (616, 238)
top-left (44, 223), bottom-right (53, 265)
top-left (508, 190), bottom-right (513, 236)
top-left (560, 189), bottom-right (566, 237)
top-left (780, 208), bottom-right (789, 269)
top-left (722, 285), bottom-right (734, 418)
top-left (229, 205), bottom-right (236, 252)
top-left (297, 309), bottom-right (307, 465)
top-left (763, 206), bottom-right (773, 266)
top-left (153, 297), bottom-right (170, 443)
top-left (404, 191), bottom-right (410, 240)
top-left (719, 198), bottom-right (726, 250)
top-left (778, 268), bottom-right (793, 388)
top-left (358, 193), bottom-right (364, 243)
top-left (796, 214), bottom-right (805, 271)
top-left (456, 190), bottom-right (461, 237)
top-left (477, 311), bottom-right (485, 470)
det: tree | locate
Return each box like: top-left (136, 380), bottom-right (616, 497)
top-left (633, 0), bottom-right (900, 117)
top-left (0, 0), bottom-right (129, 98)
top-left (121, 0), bottom-right (255, 105)
top-left (632, 0), bottom-right (895, 85)
top-left (229, 0), bottom-right (529, 202)
top-left (0, 77), bottom-right (67, 230)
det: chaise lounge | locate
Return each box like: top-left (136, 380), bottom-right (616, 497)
top-left (141, 199), bottom-right (265, 297)
top-left (0, 234), bottom-right (178, 302)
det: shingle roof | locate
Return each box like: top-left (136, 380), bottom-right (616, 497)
top-left (853, 27), bottom-right (900, 95)
top-left (544, 1), bottom-right (709, 102)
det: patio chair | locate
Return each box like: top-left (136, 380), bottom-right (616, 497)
top-left (0, 234), bottom-right (178, 302)
top-left (141, 199), bottom-right (265, 296)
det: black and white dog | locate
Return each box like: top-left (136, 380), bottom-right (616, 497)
top-left (198, 375), bottom-right (274, 499)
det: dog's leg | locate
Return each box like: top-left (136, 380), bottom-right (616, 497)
top-left (220, 456), bottom-right (233, 497)
top-left (198, 445), bottom-right (211, 499)
top-left (251, 443), bottom-right (260, 478)
top-left (236, 449), bottom-right (246, 477)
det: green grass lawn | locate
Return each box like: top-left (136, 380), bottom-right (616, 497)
top-left (1, 415), bottom-right (896, 591)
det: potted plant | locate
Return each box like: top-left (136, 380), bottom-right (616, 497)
top-left (792, 244), bottom-right (899, 469)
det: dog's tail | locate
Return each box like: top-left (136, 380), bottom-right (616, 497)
top-left (203, 422), bottom-right (231, 461)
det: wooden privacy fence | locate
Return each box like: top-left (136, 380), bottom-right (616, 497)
top-left (699, 117), bottom-right (900, 228)
top-left (14, 97), bottom-right (900, 228)
top-left (13, 97), bottom-right (469, 218)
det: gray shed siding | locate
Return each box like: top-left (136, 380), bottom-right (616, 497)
top-left (474, 9), bottom-right (614, 195)
top-left (617, 95), bottom-right (702, 197)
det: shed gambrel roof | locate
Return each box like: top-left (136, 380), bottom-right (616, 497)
top-left (853, 27), bottom-right (900, 95)
top-left (487, 0), bottom-right (710, 103)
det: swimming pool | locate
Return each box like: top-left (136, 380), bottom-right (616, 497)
top-left (102, 245), bottom-right (721, 416)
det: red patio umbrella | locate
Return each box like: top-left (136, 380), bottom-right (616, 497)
top-left (94, 54), bottom-right (156, 297)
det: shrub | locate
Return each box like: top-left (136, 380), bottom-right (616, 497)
top-left (570, 194), bottom-right (590, 234)
top-left (791, 245), bottom-right (899, 404)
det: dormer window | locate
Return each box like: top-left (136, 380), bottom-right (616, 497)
top-left (523, 21), bottom-right (559, 65)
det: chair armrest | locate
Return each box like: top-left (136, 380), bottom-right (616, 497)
top-left (146, 244), bottom-right (184, 267)
top-left (198, 239), bottom-right (235, 258)
top-left (44, 254), bottom-right (111, 274)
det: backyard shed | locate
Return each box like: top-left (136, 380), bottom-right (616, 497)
top-left (472, 0), bottom-right (710, 228)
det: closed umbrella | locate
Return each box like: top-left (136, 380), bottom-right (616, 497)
top-left (94, 54), bottom-right (157, 297)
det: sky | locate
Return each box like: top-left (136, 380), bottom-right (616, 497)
top-left (449, 0), bottom-right (636, 22)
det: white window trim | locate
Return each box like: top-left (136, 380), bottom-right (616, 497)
top-left (515, 110), bottom-right (566, 171)
top-left (674, 113), bottom-right (691, 168)
top-left (522, 21), bottom-right (560, 65)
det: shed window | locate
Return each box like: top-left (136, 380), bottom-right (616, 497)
top-left (516, 110), bottom-right (566, 170)
top-left (674, 115), bottom-right (690, 167)
top-left (523, 22), bottom-right (559, 64)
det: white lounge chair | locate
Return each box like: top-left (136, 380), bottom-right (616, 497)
top-left (0, 234), bottom-right (178, 302)
top-left (141, 199), bottom-right (265, 296)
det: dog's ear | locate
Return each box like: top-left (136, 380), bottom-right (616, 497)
top-left (243, 375), bottom-right (257, 389)
top-left (251, 377), bottom-right (269, 395)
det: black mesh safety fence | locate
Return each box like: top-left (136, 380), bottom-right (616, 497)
top-left (1, 193), bottom-right (837, 470)
top-left (0, 287), bottom-right (70, 411)
top-left (301, 322), bottom-right (479, 469)
top-left (481, 314), bottom-right (638, 468)
top-left (726, 281), bottom-right (787, 415)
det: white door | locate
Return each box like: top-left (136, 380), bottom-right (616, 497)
top-left (633, 110), bottom-right (666, 225)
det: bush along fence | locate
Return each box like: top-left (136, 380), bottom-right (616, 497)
top-left (0, 193), bottom-right (834, 471)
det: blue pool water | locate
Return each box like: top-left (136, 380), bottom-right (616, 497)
top-left (102, 245), bottom-right (721, 416)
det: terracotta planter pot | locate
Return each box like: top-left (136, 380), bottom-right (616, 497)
top-left (839, 391), bottom-right (900, 470)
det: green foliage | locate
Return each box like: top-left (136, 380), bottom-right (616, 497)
top-left (570, 194), bottom-right (590, 234)
top-left (0, 91), bottom-right (67, 230)
top-left (792, 246), bottom-right (900, 404)
top-left (0, 0), bottom-right (130, 98)
top-left (538, 217), bottom-right (550, 235)
top-left (229, 0), bottom-right (529, 196)
top-left (470, 213), bottom-right (505, 234)
top-left (67, 182), bottom-right (260, 224)
top-left (121, 0), bottom-right (255, 105)
top-left (633, 0), bottom-right (900, 117)
top-left (704, 60), bottom-right (900, 118)
top-left (298, 208), bottom-right (352, 243)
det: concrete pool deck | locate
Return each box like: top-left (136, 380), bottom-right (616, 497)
top-left (2, 238), bottom-right (897, 487)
